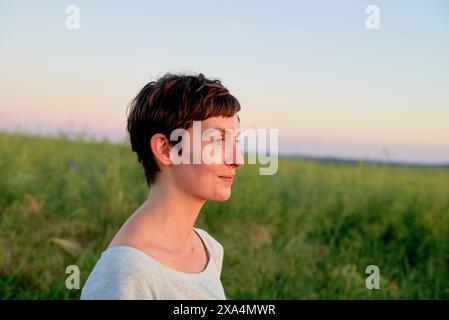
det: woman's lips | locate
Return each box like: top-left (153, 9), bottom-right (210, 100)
top-left (218, 175), bottom-right (234, 183)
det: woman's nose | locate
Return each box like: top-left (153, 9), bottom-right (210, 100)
top-left (227, 141), bottom-right (244, 168)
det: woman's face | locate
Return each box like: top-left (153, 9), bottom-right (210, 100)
top-left (170, 114), bottom-right (244, 202)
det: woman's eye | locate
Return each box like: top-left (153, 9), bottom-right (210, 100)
top-left (211, 137), bottom-right (240, 145)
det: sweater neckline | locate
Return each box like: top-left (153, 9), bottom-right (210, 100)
top-left (103, 227), bottom-right (212, 277)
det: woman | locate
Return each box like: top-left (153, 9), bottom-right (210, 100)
top-left (81, 73), bottom-right (244, 299)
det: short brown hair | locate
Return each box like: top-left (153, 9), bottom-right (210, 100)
top-left (126, 73), bottom-right (241, 187)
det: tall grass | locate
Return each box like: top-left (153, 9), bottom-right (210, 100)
top-left (0, 131), bottom-right (448, 299)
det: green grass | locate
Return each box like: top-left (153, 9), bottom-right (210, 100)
top-left (1, 131), bottom-right (448, 299)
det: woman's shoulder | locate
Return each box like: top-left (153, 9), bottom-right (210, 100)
top-left (194, 227), bottom-right (223, 253)
top-left (194, 227), bottom-right (224, 277)
top-left (80, 246), bottom-right (162, 300)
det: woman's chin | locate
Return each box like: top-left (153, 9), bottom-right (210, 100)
top-left (209, 190), bottom-right (232, 202)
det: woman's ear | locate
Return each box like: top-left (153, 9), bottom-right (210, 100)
top-left (150, 134), bottom-right (172, 166)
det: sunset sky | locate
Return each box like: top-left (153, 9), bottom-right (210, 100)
top-left (1, 0), bottom-right (448, 164)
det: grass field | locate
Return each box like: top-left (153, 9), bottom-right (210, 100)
top-left (1, 131), bottom-right (448, 299)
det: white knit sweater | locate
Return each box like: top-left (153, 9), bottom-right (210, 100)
top-left (80, 227), bottom-right (226, 300)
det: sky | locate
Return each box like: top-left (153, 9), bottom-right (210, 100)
top-left (1, 0), bottom-right (448, 164)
